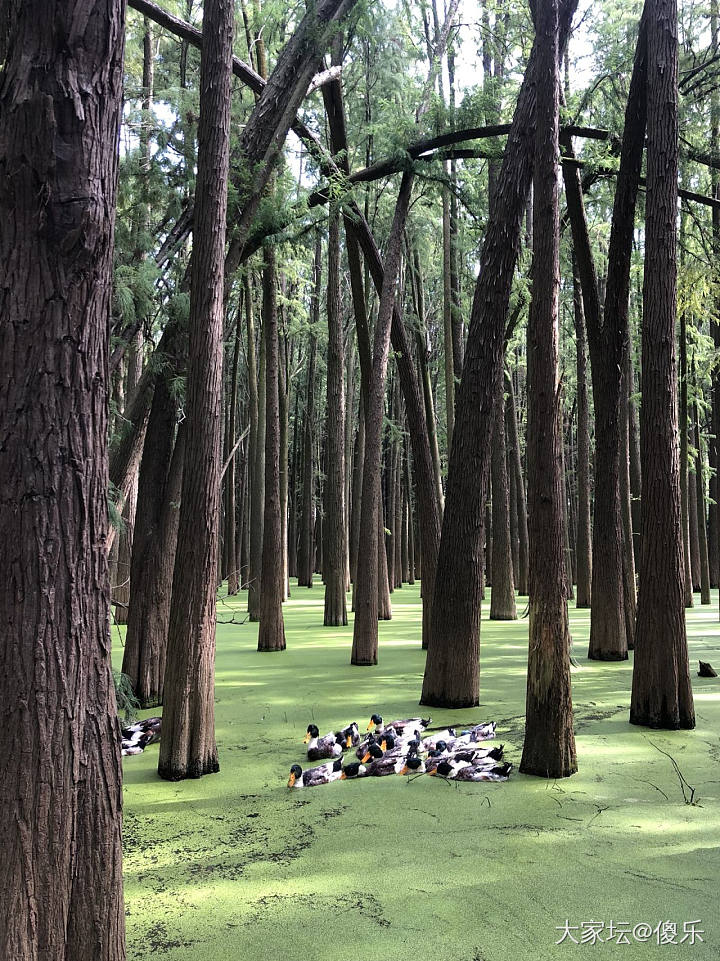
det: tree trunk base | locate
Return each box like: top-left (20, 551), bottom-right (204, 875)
top-left (519, 758), bottom-right (577, 778)
top-left (629, 708), bottom-right (695, 730)
top-left (158, 757), bottom-right (220, 781)
top-left (587, 650), bottom-right (628, 661)
top-left (351, 656), bottom-right (378, 666)
top-left (419, 695), bottom-right (479, 709)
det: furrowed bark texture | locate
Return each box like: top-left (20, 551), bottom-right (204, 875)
top-left (0, 2), bottom-right (127, 958)
top-left (159, 0), bottom-right (233, 780)
top-left (519, 0), bottom-right (577, 779)
top-left (630, 0), bottom-right (695, 730)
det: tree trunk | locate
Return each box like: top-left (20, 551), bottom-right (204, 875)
top-left (226, 296), bottom-right (242, 595)
top-left (279, 324), bottom-right (290, 599)
top-left (520, 0), bottom-right (577, 779)
top-left (630, 0), bottom-right (695, 730)
top-left (122, 380), bottom-right (184, 707)
top-left (323, 205), bottom-right (348, 625)
top-left (0, 1), bottom-right (126, 956)
top-left (159, 0), bottom-right (233, 780)
top-left (680, 305), bottom-right (694, 606)
top-left (619, 349), bottom-right (637, 649)
top-left (114, 336), bottom-right (143, 623)
top-left (247, 272), bottom-right (265, 618)
top-left (258, 245), bottom-right (287, 651)
top-left (561, 12), bottom-right (649, 656)
top-left (298, 238), bottom-right (321, 587)
top-left (490, 374), bottom-right (517, 619)
top-left (505, 371), bottom-right (529, 596)
top-left (573, 257), bottom-right (592, 607)
top-left (351, 173), bottom-right (413, 665)
top-left (695, 390), bottom-right (711, 604)
top-left (421, 0), bottom-right (578, 708)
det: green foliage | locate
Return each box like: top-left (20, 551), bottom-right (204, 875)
top-left (112, 669), bottom-right (140, 723)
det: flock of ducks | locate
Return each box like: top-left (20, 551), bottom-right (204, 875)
top-left (287, 714), bottom-right (513, 787)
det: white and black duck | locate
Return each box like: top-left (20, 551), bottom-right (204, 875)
top-left (304, 724), bottom-right (343, 760)
top-left (288, 758), bottom-right (343, 788)
top-left (121, 716), bottom-right (161, 756)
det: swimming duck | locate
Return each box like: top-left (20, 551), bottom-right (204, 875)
top-left (364, 749), bottom-right (403, 777)
top-left (366, 714), bottom-right (432, 735)
top-left (420, 730), bottom-right (456, 752)
top-left (396, 754), bottom-right (426, 775)
top-left (304, 724), bottom-right (343, 760)
top-left (335, 721), bottom-right (360, 748)
top-left (288, 758), bottom-right (343, 788)
top-left (340, 761), bottom-right (368, 779)
top-left (121, 716), bottom-right (162, 755)
top-left (427, 759), bottom-right (512, 782)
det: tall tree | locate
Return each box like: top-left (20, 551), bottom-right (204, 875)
top-left (159, 0), bottom-right (233, 780)
top-left (520, 0), bottom-right (577, 778)
top-left (257, 244), bottom-right (287, 650)
top-left (421, 0), bottom-right (578, 707)
top-left (0, 1), bottom-right (127, 957)
top-left (630, 0), bottom-right (695, 730)
top-left (323, 203), bottom-right (348, 625)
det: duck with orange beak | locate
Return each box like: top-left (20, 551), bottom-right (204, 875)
top-left (304, 724), bottom-right (343, 760)
top-left (287, 758), bottom-right (343, 788)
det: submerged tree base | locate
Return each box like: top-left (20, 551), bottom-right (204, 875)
top-left (629, 707), bottom-right (695, 730)
top-left (158, 757), bottom-right (220, 781)
top-left (588, 650), bottom-right (629, 661)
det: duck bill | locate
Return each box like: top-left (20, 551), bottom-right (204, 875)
top-left (287, 773), bottom-right (297, 787)
top-left (303, 733), bottom-right (311, 744)
top-left (399, 765), bottom-right (409, 775)
top-left (340, 771), bottom-right (347, 780)
top-left (361, 752), bottom-right (371, 763)
top-left (380, 740), bottom-right (387, 752)
top-left (426, 768), bottom-right (437, 777)
top-left (366, 721), bottom-right (374, 732)
top-left (345, 735), bottom-right (352, 748)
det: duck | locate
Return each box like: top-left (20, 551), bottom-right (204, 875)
top-left (364, 749), bottom-right (403, 777)
top-left (396, 754), bottom-right (426, 775)
top-left (121, 716), bottom-right (162, 755)
top-left (340, 761), bottom-right (368, 780)
top-left (420, 730), bottom-right (456, 752)
top-left (335, 721), bottom-right (360, 748)
top-left (366, 714), bottom-right (432, 736)
top-left (304, 724), bottom-right (343, 760)
top-left (427, 759), bottom-right (512, 782)
top-left (288, 758), bottom-right (343, 788)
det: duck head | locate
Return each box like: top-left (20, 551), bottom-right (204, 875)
top-left (362, 742), bottom-right (384, 763)
top-left (427, 760), bottom-right (454, 778)
top-left (399, 754), bottom-right (425, 775)
top-left (366, 713), bottom-right (383, 732)
top-left (428, 740), bottom-right (448, 757)
top-left (288, 764), bottom-right (303, 787)
top-left (341, 761), bottom-right (366, 780)
top-left (379, 733), bottom-right (396, 752)
top-left (303, 724), bottom-right (319, 744)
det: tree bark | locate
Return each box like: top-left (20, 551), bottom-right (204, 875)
top-left (351, 172), bottom-right (414, 665)
top-left (0, 1), bottom-right (126, 956)
top-left (520, 0), bottom-right (577, 778)
top-left (257, 245), bottom-right (287, 650)
top-left (572, 257), bottom-right (592, 607)
top-left (122, 379), bottom-right (184, 707)
top-left (298, 238), bottom-right (321, 587)
top-left (505, 371), bottom-right (529, 596)
top-left (225, 296), bottom-right (242, 595)
top-left (159, 0), bottom-right (233, 780)
top-left (679, 305), bottom-right (694, 606)
top-left (694, 388), bottom-right (711, 604)
top-left (323, 205), bottom-right (348, 625)
top-left (630, 0), bottom-right (695, 730)
top-left (490, 375), bottom-right (517, 619)
top-left (421, 0), bottom-right (579, 707)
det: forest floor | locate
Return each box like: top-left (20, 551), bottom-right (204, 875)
top-left (115, 581), bottom-right (720, 961)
